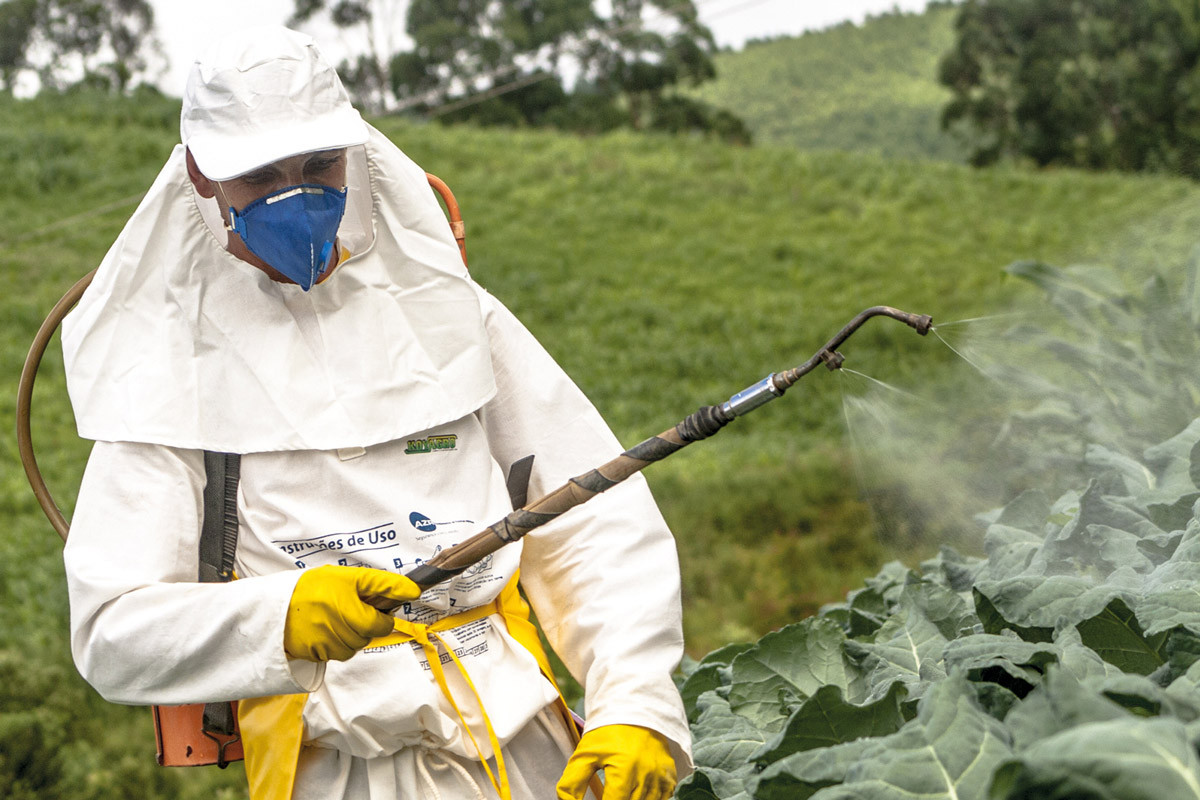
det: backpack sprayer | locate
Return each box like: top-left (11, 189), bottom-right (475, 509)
top-left (389, 305), bottom-right (933, 601)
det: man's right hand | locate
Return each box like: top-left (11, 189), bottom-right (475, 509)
top-left (283, 565), bottom-right (421, 662)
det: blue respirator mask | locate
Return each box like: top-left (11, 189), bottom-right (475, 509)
top-left (225, 183), bottom-right (348, 291)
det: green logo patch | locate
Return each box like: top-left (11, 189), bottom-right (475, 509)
top-left (404, 434), bottom-right (458, 454)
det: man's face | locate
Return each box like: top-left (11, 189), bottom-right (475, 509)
top-left (213, 148), bottom-right (348, 220)
top-left (186, 148), bottom-right (349, 283)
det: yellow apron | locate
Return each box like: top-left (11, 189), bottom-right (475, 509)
top-left (238, 573), bottom-right (589, 800)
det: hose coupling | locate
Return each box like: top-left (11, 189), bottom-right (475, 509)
top-left (719, 374), bottom-right (784, 418)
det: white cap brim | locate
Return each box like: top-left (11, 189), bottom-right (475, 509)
top-left (187, 107), bottom-right (369, 181)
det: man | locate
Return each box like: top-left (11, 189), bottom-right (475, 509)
top-left (62, 26), bottom-right (691, 800)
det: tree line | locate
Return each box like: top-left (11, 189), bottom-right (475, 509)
top-left (7, 0), bottom-right (1200, 176)
top-left (289, 0), bottom-right (748, 140)
top-left (0, 0), bottom-right (749, 142)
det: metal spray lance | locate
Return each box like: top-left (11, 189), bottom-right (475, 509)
top-left (15, 276), bottom-right (930, 593)
top-left (389, 305), bottom-right (933, 601)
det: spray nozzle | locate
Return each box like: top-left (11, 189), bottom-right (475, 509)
top-left (820, 350), bottom-right (845, 370)
top-left (908, 313), bottom-right (934, 335)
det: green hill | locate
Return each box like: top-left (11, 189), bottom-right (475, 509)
top-left (691, 4), bottom-right (965, 161)
top-left (4, 89), bottom-right (1200, 796)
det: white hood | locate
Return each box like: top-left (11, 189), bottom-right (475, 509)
top-left (62, 125), bottom-right (495, 453)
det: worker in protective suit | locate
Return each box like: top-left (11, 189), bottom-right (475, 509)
top-left (61, 26), bottom-right (691, 800)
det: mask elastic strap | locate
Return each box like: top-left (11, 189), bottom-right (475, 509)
top-left (214, 183), bottom-right (239, 233)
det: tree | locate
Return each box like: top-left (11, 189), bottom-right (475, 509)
top-left (289, 0), bottom-right (410, 112)
top-left (290, 0), bottom-right (605, 114)
top-left (394, 0), bottom-right (596, 114)
top-left (940, 0), bottom-right (1200, 177)
top-left (578, 0), bottom-right (716, 130)
top-left (0, 0), bottom-right (36, 91)
top-left (291, 0), bottom-right (747, 141)
top-left (0, 0), bottom-right (163, 93)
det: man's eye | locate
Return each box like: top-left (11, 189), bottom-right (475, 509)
top-left (242, 171), bottom-right (275, 185)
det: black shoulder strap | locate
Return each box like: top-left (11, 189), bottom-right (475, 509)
top-left (506, 455), bottom-right (535, 509)
top-left (198, 451), bottom-right (242, 756)
top-left (198, 451), bottom-right (241, 584)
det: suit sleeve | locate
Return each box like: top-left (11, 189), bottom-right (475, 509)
top-left (63, 441), bottom-right (323, 705)
top-left (473, 288), bottom-right (694, 772)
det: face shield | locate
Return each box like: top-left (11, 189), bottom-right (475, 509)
top-left (194, 143), bottom-right (375, 270)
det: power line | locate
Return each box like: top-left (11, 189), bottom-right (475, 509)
top-left (9, 192), bottom-right (145, 245)
top-left (427, 70), bottom-right (554, 119)
top-left (701, 0), bottom-right (777, 27)
top-left (393, 0), bottom-right (770, 118)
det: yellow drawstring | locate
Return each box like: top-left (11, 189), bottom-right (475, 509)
top-left (241, 584), bottom-right (512, 800)
top-left (378, 610), bottom-right (511, 800)
top-left (238, 572), bottom-right (595, 800)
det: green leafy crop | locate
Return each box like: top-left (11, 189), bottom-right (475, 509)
top-left (677, 418), bottom-right (1200, 799)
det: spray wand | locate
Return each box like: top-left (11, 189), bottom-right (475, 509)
top-left (396, 306), bottom-right (932, 596)
top-left (15, 280), bottom-right (930, 591)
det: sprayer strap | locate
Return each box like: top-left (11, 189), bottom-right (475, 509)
top-left (198, 451), bottom-right (243, 756)
top-left (505, 455), bottom-right (535, 509)
top-left (198, 452), bottom-right (241, 583)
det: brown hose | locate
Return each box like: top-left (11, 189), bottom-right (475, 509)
top-left (16, 174), bottom-right (468, 544)
top-left (16, 269), bottom-right (96, 542)
top-left (426, 173), bottom-right (467, 267)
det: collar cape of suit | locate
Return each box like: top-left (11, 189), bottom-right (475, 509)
top-left (63, 125), bottom-right (496, 453)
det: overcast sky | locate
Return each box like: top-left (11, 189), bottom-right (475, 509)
top-left (151, 0), bottom-right (933, 96)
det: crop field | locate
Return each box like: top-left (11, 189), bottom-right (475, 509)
top-left (677, 256), bottom-right (1200, 797)
top-left (3, 80), bottom-right (1200, 797)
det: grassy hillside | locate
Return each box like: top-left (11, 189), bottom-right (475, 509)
top-left (691, 4), bottom-right (965, 161)
top-left (3, 89), bottom-right (1200, 796)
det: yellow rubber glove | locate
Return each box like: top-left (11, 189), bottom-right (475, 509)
top-left (283, 565), bottom-right (421, 662)
top-left (556, 724), bottom-right (677, 800)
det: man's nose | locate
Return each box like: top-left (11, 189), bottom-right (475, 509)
top-left (274, 166), bottom-right (309, 188)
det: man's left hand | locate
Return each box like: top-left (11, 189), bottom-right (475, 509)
top-left (556, 724), bottom-right (676, 800)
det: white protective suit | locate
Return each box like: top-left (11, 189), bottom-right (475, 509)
top-left (61, 125), bottom-right (693, 798)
